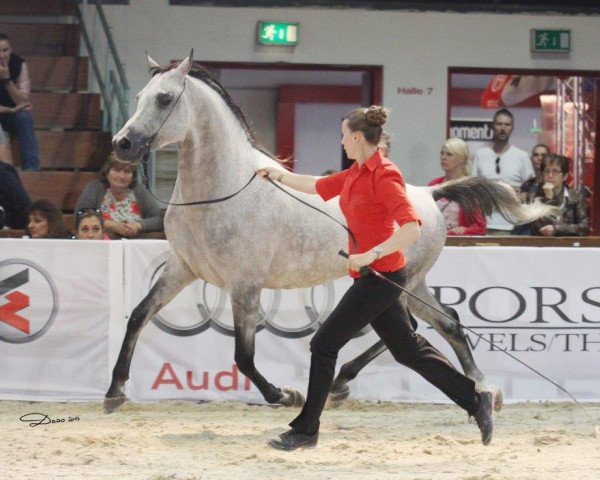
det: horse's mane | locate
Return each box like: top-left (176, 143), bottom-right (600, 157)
top-left (150, 61), bottom-right (282, 164)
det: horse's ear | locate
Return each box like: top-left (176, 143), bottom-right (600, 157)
top-left (175, 50), bottom-right (193, 77)
top-left (146, 52), bottom-right (161, 71)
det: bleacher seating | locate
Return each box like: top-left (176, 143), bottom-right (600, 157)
top-left (0, 2), bottom-right (111, 220)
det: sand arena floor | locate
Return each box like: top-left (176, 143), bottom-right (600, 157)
top-left (2, 399), bottom-right (600, 480)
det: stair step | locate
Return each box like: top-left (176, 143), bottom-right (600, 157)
top-left (0, 0), bottom-right (76, 16)
top-left (10, 130), bottom-right (112, 170)
top-left (20, 171), bottom-right (99, 212)
top-left (30, 92), bottom-right (102, 130)
top-left (28, 56), bottom-right (89, 92)
top-left (0, 23), bottom-right (79, 56)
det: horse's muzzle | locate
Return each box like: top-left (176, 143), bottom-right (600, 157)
top-left (112, 130), bottom-right (151, 162)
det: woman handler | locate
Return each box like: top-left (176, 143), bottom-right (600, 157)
top-left (257, 106), bottom-right (494, 450)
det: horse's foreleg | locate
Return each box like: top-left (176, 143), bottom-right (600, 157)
top-left (408, 280), bottom-right (503, 411)
top-left (231, 286), bottom-right (304, 407)
top-left (104, 256), bottom-right (194, 413)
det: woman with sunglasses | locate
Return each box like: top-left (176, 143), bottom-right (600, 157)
top-left (75, 153), bottom-right (164, 238)
top-left (428, 137), bottom-right (486, 235)
top-left (531, 154), bottom-right (589, 236)
top-left (75, 208), bottom-right (109, 240)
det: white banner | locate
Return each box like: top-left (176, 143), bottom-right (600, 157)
top-left (2, 240), bottom-right (598, 403)
top-left (0, 239), bottom-right (122, 400)
top-left (124, 242), bottom-right (600, 403)
top-left (427, 247), bottom-right (600, 402)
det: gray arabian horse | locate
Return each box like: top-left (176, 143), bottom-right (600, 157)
top-left (105, 54), bottom-right (555, 414)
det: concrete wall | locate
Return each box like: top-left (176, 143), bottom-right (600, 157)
top-left (88, 1), bottom-right (600, 184)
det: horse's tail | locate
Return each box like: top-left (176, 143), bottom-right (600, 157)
top-left (429, 176), bottom-right (559, 224)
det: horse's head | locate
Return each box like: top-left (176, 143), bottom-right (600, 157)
top-left (112, 52), bottom-right (193, 162)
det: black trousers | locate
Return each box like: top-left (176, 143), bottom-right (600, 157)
top-left (290, 268), bottom-right (480, 435)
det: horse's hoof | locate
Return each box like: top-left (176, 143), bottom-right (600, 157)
top-left (103, 395), bottom-right (128, 414)
top-left (279, 386), bottom-right (305, 407)
top-left (489, 385), bottom-right (503, 412)
top-left (326, 383), bottom-right (350, 409)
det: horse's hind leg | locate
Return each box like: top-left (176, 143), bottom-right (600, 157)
top-left (104, 255), bottom-right (195, 413)
top-left (408, 280), bottom-right (503, 411)
top-left (326, 308), bottom-right (419, 408)
top-left (326, 340), bottom-right (387, 409)
top-left (231, 285), bottom-right (304, 407)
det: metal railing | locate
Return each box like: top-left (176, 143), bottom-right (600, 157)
top-left (72, 0), bottom-right (130, 135)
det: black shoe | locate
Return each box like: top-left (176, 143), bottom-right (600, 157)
top-left (268, 429), bottom-right (318, 451)
top-left (473, 391), bottom-right (495, 446)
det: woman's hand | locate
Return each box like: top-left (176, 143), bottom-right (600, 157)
top-left (542, 182), bottom-right (555, 200)
top-left (256, 167), bottom-right (285, 182)
top-left (348, 251), bottom-right (378, 272)
top-left (104, 219), bottom-right (142, 237)
top-left (448, 226), bottom-right (466, 235)
top-left (539, 225), bottom-right (555, 236)
top-left (121, 221), bottom-right (143, 237)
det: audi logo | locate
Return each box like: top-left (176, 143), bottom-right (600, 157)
top-left (145, 253), bottom-right (370, 339)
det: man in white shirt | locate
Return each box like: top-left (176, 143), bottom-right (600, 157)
top-left (472, 108), bottom-right (534, 234)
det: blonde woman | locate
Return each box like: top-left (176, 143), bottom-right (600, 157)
top-left (428, 138), bottom-right (486, 235)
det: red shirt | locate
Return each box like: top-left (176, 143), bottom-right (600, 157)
top-left (316, 150), bottom-right (422, 277)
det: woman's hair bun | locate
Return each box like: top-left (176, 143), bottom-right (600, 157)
top-left (365, 106), bottom-right (389, 127)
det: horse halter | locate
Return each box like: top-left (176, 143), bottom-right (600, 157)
top-left (132, 75), bottom-right (259, 207)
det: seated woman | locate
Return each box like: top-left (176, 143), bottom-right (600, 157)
top-left (75, 153), bottom-right (164, 238)
top-left (531, 154), bottom-right (589, 236)
top-left (428, 138), bottom-right (486, 235)
top-left (25, 199), bottom-right (70, 239)
top-left (75, 208), bottom-right (109, 240)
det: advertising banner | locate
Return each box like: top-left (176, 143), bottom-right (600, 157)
top-left (427, 247), bottom-right (600, 402)
top-left (0, 240), bottom-right (122, 400)
top-left (2, 240), bottom-right (598, 403)
top-left (124, 242), bottom-right (600, 403)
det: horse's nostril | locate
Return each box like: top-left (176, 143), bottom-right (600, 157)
top-left (118, 137), bottom-right (132, 151)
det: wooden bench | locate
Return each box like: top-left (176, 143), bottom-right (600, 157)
top-left (0, 23), bottom-right (80, 57)
top-left (20, 171), bottom-right (99, 212)
top-left (0, 0), bottom-right (76, 16)
top-left (446, 235), bottom-right (600, 247)
top-left (0, 229), bottom-right (167, 240)
top-left (28, 56), bottom-right (89, 92)
top-left (10, 130), bottom-right (112, 170)
top-left (30, 92), bottom-right (102, 129)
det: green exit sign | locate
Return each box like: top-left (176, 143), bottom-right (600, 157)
top-left (531, 29), bottom-right (571, 52)
top-left (257, 21), bottom-right (299, 46)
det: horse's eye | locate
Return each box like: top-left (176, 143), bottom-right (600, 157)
top-left (157, 92), bottom-right (173, 106)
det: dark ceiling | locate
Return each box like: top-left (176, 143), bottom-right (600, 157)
top-left (170, 0), bottom-right (600, 15)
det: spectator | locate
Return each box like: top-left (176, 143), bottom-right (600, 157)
top-left (75, 208), bottom-right (108, 240)
top-left (472, 108), bottom-right (534, 235)
top-left (75, 152), bottom-right (164, 238)
top-left (25, 199), bottom-right (70, 239)
top-left (520, 143), bottom-right (550, 203)
top-left (0, 159), bottom-right (31, 228)
top-left (512, 143), bottom-right (551, 235)
top-left (531, 154), bottom-right (589, 237)
top-left (0, 124), bottom-right (9, 163)
top-left (428, 138), bottom-right (486, 235)
top-left (0, 33), bottom-right (40, 171)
